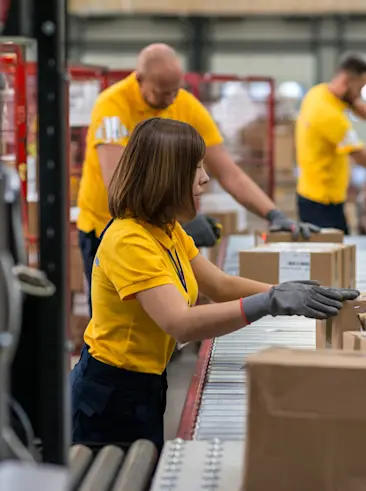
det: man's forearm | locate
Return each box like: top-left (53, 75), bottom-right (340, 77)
top-left (350, 99), bottom-right (366, 120)
top-left (219, 164), bottom-right (276, 219)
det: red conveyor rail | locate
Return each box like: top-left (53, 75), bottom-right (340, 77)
top-left (176, 237), bottom-right (229, 440)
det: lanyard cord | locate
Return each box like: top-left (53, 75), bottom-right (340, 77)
top-left (167, 249), bottom-right (188, 293)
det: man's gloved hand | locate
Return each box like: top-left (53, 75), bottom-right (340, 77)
top-left (267, 209), bottom-right (320, 240)
top-left (182, 214), bottom-right (222, 248)
top-left (241, 280), bottom-right (360, 324)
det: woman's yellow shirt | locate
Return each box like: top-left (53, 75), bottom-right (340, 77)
top-left (84, 218), bottom-right (199, 375)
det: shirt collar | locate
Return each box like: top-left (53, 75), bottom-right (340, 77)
top-left (143, 221), bottom-right (177, 251)
top-left (323, 83), bottom-right (349, 111)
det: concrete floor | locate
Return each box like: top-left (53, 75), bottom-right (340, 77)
top-left (165, 345), bottom-right (198, 439)
top-left (71, 344), bottom-right (198, 441)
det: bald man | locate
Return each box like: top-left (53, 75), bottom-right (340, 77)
top-left (77, 44), bottom-right (318, 310)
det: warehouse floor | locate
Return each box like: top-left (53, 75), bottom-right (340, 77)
top-left (71, 344), bottom-right (198, 441)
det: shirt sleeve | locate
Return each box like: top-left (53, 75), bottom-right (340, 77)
top-left (314, 109), bottom-right (363, 155)
top-left (175, 223), bottom-right (200, 261)
top-left (185, 92), bottom-right (224, 148)
top-left (90, 98), bottom-right (130, 148)
top-left (103, 232), bottom-right (174, 300)
top-left (336, 125), bottom-right (363, 155)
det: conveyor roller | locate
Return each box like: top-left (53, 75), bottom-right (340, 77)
top-left (111, 440), bottom-right (157, 491)
top-left (180, 235), bottom-right (366, 441)
top-left (69, 445), bottom-right (93, 491)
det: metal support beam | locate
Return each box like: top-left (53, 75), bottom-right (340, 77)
top-left (336, 16), bottom-right (346, 60)
top-left (311, 18), bottom-right (321, 84)
top-left (186, 17), bottom-right (209, 73)
top-left (67, 39), bottom-right (189, 54)
top-left (2, 0), bottom-right (32, 37)
top-left (33, 0), bottom-right (69, 465)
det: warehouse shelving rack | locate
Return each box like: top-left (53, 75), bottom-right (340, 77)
top-left (3, 0), bottom-right (70, 466)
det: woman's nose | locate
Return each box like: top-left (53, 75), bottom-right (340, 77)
top-left (201, 169), bottom-right (210, 185)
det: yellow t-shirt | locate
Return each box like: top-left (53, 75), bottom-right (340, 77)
top-left (296, 83), bottom-right (363, 204)
top-left (77, 73), bottom-right (223, 237)
top-left (84, 217), bottom-right (199, 375)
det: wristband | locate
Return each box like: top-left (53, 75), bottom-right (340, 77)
top-left (239, 298), bottom-right (250, 325)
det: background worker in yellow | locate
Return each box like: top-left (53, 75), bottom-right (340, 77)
top-left (77, 43), bottom-right (318, 306)
top-left (296, 54), bottom-right (366, 234)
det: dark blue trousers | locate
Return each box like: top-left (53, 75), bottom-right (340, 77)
top-left (297, 194), bottom-right (349, 235)
top-left (70, 346), bottom-right (167, 452)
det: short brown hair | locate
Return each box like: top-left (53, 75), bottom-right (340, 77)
top-left (338, 53), bottom-right (366, 76)
top-left (109, 117), bottom-right (206, 228)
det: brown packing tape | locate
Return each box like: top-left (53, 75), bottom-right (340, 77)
top-left (316, 295), bottom-right (366, 350)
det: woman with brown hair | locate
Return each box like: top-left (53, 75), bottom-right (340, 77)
top-left (70, 117), bottom-right (359, 451)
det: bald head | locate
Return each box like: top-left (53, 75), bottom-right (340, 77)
top-left (137, 44), bottom-right (182, 76)
top-left (136, 44), bottom-right (183, 109)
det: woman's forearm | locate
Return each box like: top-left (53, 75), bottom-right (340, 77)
top-left (177, 300), bottom-right (248, 343)
top-left (211, 274), bottom-right (272, 303)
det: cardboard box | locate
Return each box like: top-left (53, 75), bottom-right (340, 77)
top-left (254, 234), bottom-right (355, 288)
top-left (255, 228), bottom-right (344, 245)
top-left (70, 314), bottom-right (88, 351)
top-left (343, 331), bottom-right (366, 351)
top-left (205, 211), bottom-right (238, 236)
top-left (27, 202), bottom-right (39, 238)
top-left (275, 123), bottom-right (295, 173)
top-left (240, 243), bottom-right (344, 288)
top-left (342, 244), bottom-right (356, 289)
top-left (202, 211), bottom-right (237, 264)
top-left (70, 245), bottom-right (85, 292)
top-left (316, 295), bottom-right (366, 349)
top-left (244, 347), bottom-right (366, 491)
top-left (28, 242), bottom-right (39, 268)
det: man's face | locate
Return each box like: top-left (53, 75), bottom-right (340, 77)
top-left (138, 71), bottom-right (182, 110)
top-left (342, 73), bottom-right (366, 103)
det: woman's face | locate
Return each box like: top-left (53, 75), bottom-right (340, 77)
top-left (193, 161), bottom-right (209, 207)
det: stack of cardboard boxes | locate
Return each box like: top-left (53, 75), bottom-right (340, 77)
top-left (240, 230), bottom-right (366, 490)
top-left (241, 230), bottom-right (355, 289)
top-left (243, 347), bottom-right (366, 491)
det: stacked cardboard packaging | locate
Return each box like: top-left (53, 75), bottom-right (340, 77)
top-left (240, 229), bottom-right (366, 490)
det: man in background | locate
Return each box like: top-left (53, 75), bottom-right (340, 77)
top-left (77, 43), bottom-right (317, 309)
top-left (296, 53), bottom-right (366, 233)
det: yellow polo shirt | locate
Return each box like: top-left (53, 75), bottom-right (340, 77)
top-left (296, 83), bottom-right (363, 204)
top-left (84, 217), bottom-right (199, 374)
top-left (77, 73), bottom-right (223, 237)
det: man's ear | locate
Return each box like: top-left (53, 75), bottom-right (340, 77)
top-left (135, 72), bottom-right (142, 84)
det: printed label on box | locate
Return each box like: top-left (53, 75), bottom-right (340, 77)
top-left (279, 251), bottom-right (311, 283)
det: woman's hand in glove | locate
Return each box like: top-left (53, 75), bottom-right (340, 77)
top-left (241, 280), bottom-right (360, 324)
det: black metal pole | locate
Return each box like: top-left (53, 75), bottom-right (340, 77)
top-left (33, 0), bottom-right (69, 465)
top-left (2, 0), bottom-right (32, 37)
top-left (187, 16), bottom-right (209, 73)
top-left (310, 17), bottom-right (321, 85)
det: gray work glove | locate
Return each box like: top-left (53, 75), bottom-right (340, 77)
top-left (267, 209), bottom-right (321, 240)
top-left (182, 214), bottom-right (221, 248)
top-left (242, 280), bottom-right (360, 324)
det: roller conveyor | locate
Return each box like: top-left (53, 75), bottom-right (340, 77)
top-left (178, 235), bottom-right (366, 442)
top-left (154, 235), bottom-right (366, 490)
